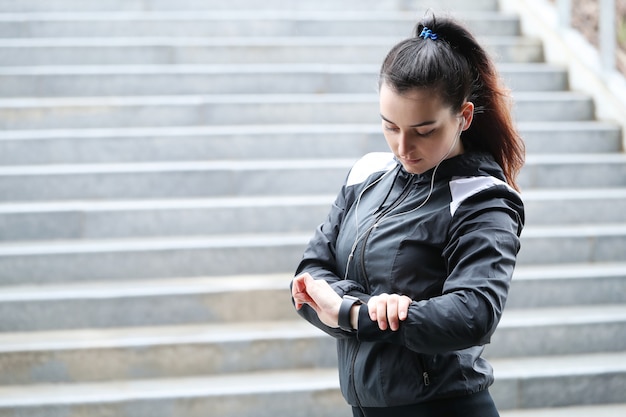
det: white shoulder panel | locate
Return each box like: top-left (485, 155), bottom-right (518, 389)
top-left (346, 152), bottom-right (397, 187)
top-left (449, 176), bottom-right (517, 216)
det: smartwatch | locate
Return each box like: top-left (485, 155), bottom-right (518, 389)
top-left (338, 295), bottom-right (362, 332)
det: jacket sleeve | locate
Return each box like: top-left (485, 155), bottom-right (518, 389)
top-left (355, 185), bottom-right (524, 353)
top-left (291, 181), bottom-right (371, 339)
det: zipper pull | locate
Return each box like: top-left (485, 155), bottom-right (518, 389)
top-left (423, 372), bottom-right (430, 387)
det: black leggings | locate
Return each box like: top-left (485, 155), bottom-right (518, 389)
top-left (351, 389), bottom-right (500, 417)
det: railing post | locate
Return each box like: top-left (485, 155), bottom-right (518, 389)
top-left (558, 0), bottom-right (571, 28)
top-left (599, 0), bottom-right (616, 71)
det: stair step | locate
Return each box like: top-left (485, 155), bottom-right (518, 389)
top-left (0, 352), bottom-right (623, 415)
top-left (0, 91), bottom-right (588, 130)
top-left (518, 223), bottom-right (626, 264)
top-left (521, 188), bottom-right (626, 225)
top-left (0, 227), bottom-right (624, 283)
top-left (1, 305), bottom-right (624, 384)
top-left (491, 352), bottom-right (626, 409)
top-left (0, 368), bottom-right (348, 417)
top-left (0, 124), bottom-right (385, 165)
top-left (507, 262), bottom-right (626, 308)
top-left (0, 274), bottom-right (296, 330)
top-left (0, 121), bottom-right (620, 166)
top-left (1, 153), bottom-right (624, 202)
top-left (0, 0), bottom-right (499, 13)
top-left (501, 404), bottom-right (626, 417)
top-left (518, 121), bottom-right (622, 153)
top-left (486, 304), bottom-right (626, 357)
top-left (0, 234), bottom-right (309, 284)
top-left (0, 196), bottom-right (335, 241)
top-left (0, 321), bottom-right (334, 385)
top-left (0, 11), bottom-right (519, 38)
top-left (1, 189), bottom-right (626, 241)
top-left (521, 153), bottom-right (626, 188)
top-left (0, 159), bottom-right (354, 201)
top-left (1, 263), bottom-right (625, 330)
top-left (0, 63), bottom-right (566, 97)
top-left (0, 36), bottom-right (543, 67)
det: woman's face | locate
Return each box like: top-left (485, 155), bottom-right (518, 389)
top-left (379, 83), bottom-right (473, 174)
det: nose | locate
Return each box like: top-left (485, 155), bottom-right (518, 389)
top-left (397, 131), bottom-right (413, 157)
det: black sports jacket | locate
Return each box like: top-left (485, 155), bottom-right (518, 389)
top-left (293, 151), bottom-right (525, 408)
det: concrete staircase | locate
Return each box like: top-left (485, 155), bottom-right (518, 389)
top-left (0, 0), bottom-right (625, 416)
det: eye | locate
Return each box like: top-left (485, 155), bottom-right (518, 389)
top-left (384, 124), bottom-right (400, 133)
top-left (416, 129), bottom-right (436, 137)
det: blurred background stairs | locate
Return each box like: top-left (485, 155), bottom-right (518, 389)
top-left (0, 0), bottom-right (625, 416)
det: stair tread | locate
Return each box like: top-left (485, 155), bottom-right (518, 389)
top-left (0, 91), bottom-right (589, 106)
top-left (0, 35), bottom-right (536, 46)
top-left (0, 195), bottom-right (337, 213)
top-left (0, 273), bottom-right (292, 301)
top-left (0, 0), bottom-right (499, 13)
top-left (0, 153), bottom-right (624, 175)
top-left (0, 158), bottom-right (358, 175)
top-left (0, 10), bottom-right (513, 20)
top-left (501, 403), bottom-right (626, 417)
top-left (512, 262), bottom-right (626, 280)
top-left (0, 321), bottom-right (325, 352)
top-left (0, 233), bottom-right (311, 255)
top-left (1, 188), bottom-right (626, 213)
top-left (492, 351), bottom-right (626, 378)
top-left (1, 224), bottom-right (626, 252)
top-left (0, 62), bottom-right (562, 75)
top-left (0, 263), bottom-right (625, 299)
top-left (0, 368), bottom-right (340, 406)
top-left (499, 304), bottom-right (626, 326)
top-left (0, 351), bottom-right (625, 405)
top-left (0, 304), bottom-right (624, 351)
top-left (0, 121), bottom-right (618, 141)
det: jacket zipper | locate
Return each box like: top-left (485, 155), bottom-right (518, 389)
top-left (420, 355), bottom-right (431, 387)
top-left (359, 175), bottom-right (415, 288)
top-left (356, 174), bottom-right (432, 390)
top-left (349, 342), bottom-right (364, 412)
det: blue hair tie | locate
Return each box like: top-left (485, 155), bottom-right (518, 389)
top-left (419, 27), bottom-right (438, 40)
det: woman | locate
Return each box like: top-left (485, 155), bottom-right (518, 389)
top-left (291, 14), bottom-right (525, 417)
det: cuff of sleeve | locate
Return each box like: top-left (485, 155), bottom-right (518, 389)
top-left (356, 304), bottom-right (405, 345)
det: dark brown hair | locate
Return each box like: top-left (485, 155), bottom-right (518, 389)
top-left (379, 15), bottom-right (525, 191)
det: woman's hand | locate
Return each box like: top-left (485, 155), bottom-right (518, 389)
top-left (368, 293), bottom-right (413, 331)
top-left (292, 273), bottom-right (343, 328)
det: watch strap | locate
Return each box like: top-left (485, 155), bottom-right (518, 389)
top-left (338, 295), bottom-right (361, 331)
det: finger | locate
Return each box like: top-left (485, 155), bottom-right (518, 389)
top-left (386, 295), bottom-right (400, 331)
top-left (291, 274), bottom-right (309, 309)
top-left (398, 295), bottom-right (412, 321)
top-left (376, 294), bottom-right (389, 331)
top-left (293, 292), bottom-right (314, 310)
top-left (293, 273), bottom-right (311, 293)
top-left (303, 275), bottom-right (341, 310)
top-left (368, 297), bottom-right (379, 322)
top-left (291, 275), bottom-right (306, 301)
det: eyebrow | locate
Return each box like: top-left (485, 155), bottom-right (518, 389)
top-left (380, 114), bottom-right (436, 127)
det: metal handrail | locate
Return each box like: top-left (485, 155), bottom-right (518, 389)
top-left (557, 0), bottom-right (616, 71)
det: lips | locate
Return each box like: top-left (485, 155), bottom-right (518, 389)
top-left (402, 157), bottom-right (422, 165)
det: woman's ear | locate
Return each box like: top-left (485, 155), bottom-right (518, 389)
top-left (460, 101), bottom-right (474, 131)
